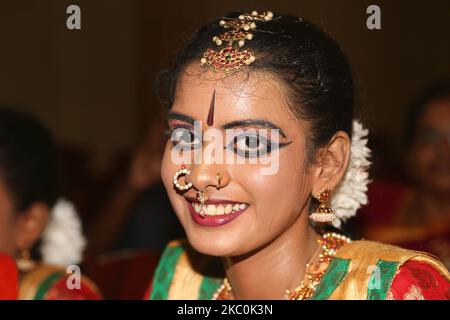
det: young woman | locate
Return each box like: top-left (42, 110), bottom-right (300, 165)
top-left (0, 108), bottom-right (101, 299)
top-left (148, 11), bottom-right (450, 300)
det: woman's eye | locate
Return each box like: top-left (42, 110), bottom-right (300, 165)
top-left (230, 132), bottom-right (271, 158)
top-left (171, 127), bottom-right (201, 150)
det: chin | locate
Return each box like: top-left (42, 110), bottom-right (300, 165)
top-left (185, 230), bottom-right (248, 257)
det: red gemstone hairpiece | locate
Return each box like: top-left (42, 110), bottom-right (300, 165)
top-left (200, 10), bottom-right (274, 73)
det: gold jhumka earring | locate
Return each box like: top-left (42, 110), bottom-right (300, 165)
top-left (309, 188), bottom-right (335, 222)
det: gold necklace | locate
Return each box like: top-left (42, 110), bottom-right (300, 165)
top-left (212, 232), bottom-right (351, 300)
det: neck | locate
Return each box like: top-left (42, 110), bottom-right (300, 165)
top-left (222, 213), bottom-right (319, 299)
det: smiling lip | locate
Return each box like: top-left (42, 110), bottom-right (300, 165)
top-left (185, 197), bottom-right (248, 227)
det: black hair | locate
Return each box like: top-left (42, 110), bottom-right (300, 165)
top-left (156, 12), bottom-right (354, 162)
top-left (0, 108), bottom-right (59, 212)
top-left (405, 79), bottom-right (450, 148)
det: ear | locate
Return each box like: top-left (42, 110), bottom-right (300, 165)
top-left (15, 203), bottom-right (50, 252)
top-left (310, 131), bottom-right (351, 197)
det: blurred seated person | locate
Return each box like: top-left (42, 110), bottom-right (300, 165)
top-left (361, 80), bottom-right (450, 269)
top-left (86, 107), bottom-right (184, 256)
top-left (0, 108), bottom-right (101, 299)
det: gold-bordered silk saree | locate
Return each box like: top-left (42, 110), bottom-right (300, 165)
top-left (147, 237), bottom-right (450, 300)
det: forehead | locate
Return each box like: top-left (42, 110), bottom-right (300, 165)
top-left (172, 64), bottom-right (296, 124)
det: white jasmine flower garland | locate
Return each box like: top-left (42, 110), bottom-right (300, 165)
top-left (40, 199), bottom-right (86, 266)
top-left (330, 120), bottom-right (372, 228)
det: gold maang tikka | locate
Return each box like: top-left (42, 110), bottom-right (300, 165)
top-left (200, 10), bottom-right (274, 73)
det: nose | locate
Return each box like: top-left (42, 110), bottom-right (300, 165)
top-left (187, 164), bottom-right (230, 192)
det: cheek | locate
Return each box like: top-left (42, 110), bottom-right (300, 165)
top-left (251, 167), bottom-right (303, 203)
top-left (161, 143), bottom-right (179, 205)
top-left (161, 143), bottom-right (188, 225)
top-left (161, 143), bottom-right (174, 192)
top-left (240, 149), bottom-right (311, 230)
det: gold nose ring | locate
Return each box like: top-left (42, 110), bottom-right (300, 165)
top-left (216, 172), bottom-right (223, 190)
top-left (173, 165), bottom-right (193, 191)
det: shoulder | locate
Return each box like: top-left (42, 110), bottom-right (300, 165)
top-left (148, 239), bottom-right (223, 300)
top-left (331, 240), bottom-right (450, 300)
top-left (388, 259), bottom-right (450, 300)
top-left (19, 264), bottom-right (102, 300)
top-left (336, 239), bottom-right (423, 260)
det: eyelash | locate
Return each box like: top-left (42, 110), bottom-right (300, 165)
top-left (166, 125), bottom-right (202, 151)
top-left (166, 126), bottom-right (291, 157)
top-left (226, 131), bottom-right (292, 158)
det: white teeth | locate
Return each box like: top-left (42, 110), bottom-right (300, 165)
top-left (206, 205), bottom-right (216, 216)
top-left (216, 205), bottom-right (225, 215)
top-left (224, 204), bottom-right (233, 214)
top-left (192, 202), bottom-right (248, 216)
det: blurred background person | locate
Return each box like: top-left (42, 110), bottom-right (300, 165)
top-left (360, 80), bottom-right (450, 268)
top-left (82, 107), bottom-right (184, 299)
top-left (86, 107), bottom-right (184, 255)
top-left (0, 108), bottom-right (101, 299)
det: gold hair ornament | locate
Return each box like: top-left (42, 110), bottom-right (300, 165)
top-left (200, 10), bottom-right (273, 73)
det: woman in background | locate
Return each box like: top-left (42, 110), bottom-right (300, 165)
top-left (362, 80), bottom-right (450, 269)
top-left (0, 108), bottom-right (101, 299)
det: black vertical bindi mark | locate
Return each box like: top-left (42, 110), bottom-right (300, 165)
top-left (207, 90), bottom-right (215, 126)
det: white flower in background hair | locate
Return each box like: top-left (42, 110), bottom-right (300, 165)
top-left (331, 120), bottom-right (371, 229)
top-left (41, 199), bottom-right (86, 266)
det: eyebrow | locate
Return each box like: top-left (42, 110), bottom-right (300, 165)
top-left (167, 112), bottom-right (287, 138)
top-left (222, 119), bottom-right (287, 138)
top-left (167, 111), bottom-right (195, 126)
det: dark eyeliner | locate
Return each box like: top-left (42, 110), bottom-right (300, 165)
top-left (225, 131), bottom-right (292, 158)
top-left (167, 125), bottom-right (201, 150)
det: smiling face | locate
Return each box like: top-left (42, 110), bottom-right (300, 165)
top-left (161, 65), bottom-right (322, 257)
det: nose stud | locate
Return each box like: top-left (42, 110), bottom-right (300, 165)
top-left (216, 172), bottom-right (223, 190)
